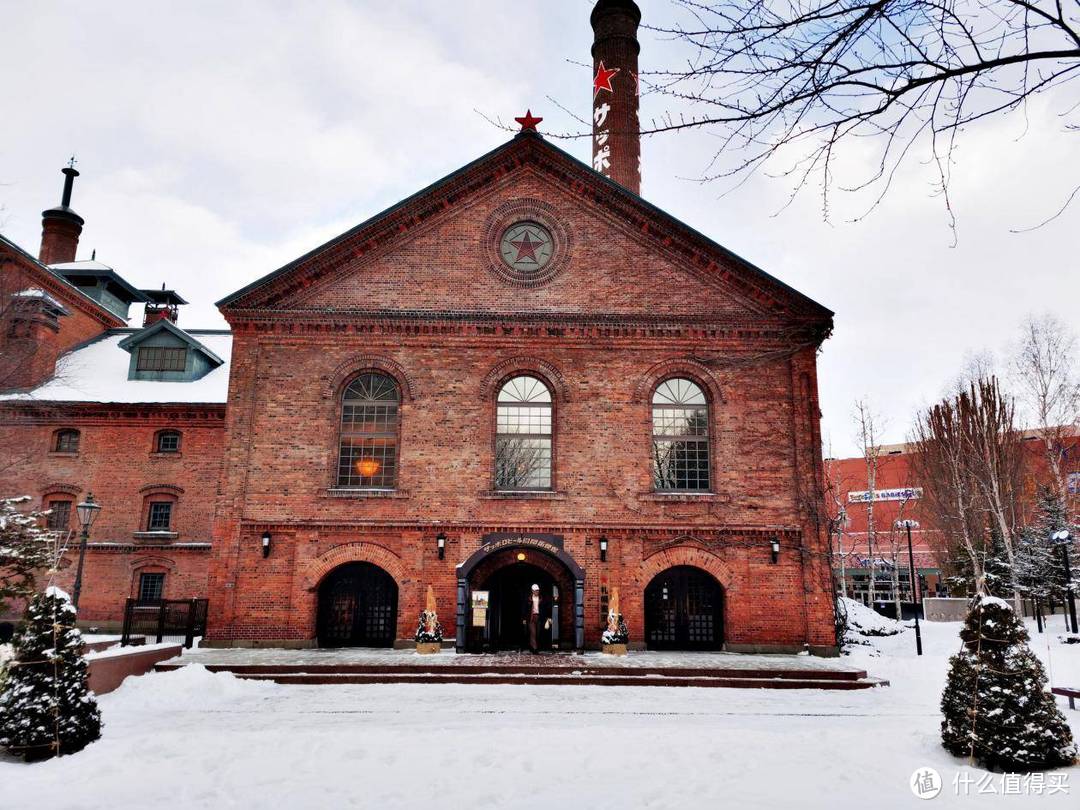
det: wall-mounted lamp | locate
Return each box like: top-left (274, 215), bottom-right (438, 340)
top-left (599, 536), bottom-right (608, 562)
top-left (437, 532), bottom-right (446, 560)
top-left (262, 531), bottom-right (271, 559)
top-left (770, 538), bottom-right (780, 564)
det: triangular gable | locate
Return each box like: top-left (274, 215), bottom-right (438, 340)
top-left (118, 318), bottom-right (224, 366)
top-left (218, 133), bottom-right (832, 324)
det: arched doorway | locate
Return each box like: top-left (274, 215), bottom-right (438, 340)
top-left (316, 562), bottom-right (398, 647)
top-left (456, 538), bottom-right (585, 652)
top-left (644, 566), bottom-right (724, 650)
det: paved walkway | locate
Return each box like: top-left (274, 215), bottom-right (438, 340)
top-left (165, 646), bottom-right (859, 672)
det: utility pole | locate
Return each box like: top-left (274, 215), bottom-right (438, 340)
top-left (898, 519), bottom-right (923, 655)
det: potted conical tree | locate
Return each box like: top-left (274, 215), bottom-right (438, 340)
top-left (601, 587), bottom-right (628, 655)
top-left (415, 585), bottom-right (443, 654)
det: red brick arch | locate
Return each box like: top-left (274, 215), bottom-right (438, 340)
top-left (301, 542), bottom-right (407, 592)
top-left (634, 358), bottom-right (725, 404)
top-left (480, 357), bottom-right (569, 403)
top-left (323, 355), bottom-right (417, 401)
top-left (638, 545), bottom-right (735, 593)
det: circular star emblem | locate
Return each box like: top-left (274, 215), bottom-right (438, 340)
top-left (500, 222), bottom-right (554, 272)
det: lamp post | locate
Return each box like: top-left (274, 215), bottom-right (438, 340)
top-left (71, 493), bottom-right (102, 612)
top-left (896, 519), bottom-right (923, 656)
top-left (1053, 530), bottom-right (1078, 634)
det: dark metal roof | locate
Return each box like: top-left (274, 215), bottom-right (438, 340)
top-left (53, 266), bottom-right (151, 303)
top-left (140, 288), bottom-right (189, 305)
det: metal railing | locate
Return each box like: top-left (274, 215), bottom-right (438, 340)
top-left (120, 598), bottom-right (208, 648)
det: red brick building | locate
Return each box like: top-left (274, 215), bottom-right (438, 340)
top-left (1, 0), bottom-right (840, 654)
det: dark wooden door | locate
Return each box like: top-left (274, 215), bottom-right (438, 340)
top-left (644, 566), bottom-right (723, 650)
top-left (317, 562), bottom-right (398, 647)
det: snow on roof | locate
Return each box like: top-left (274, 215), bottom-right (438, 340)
top-left (14, 287), bottom-right (69, 312)
top-left (0, 330), bottom-right (232, 404)
top-left (47, 260), bottom-right (117, 272)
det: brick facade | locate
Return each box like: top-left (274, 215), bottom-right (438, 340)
top-left (205, 132), bottom-right (838, 654)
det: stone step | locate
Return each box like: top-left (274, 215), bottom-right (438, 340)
top-left (154, 664), bottom-right (886, 689)
top-left (154, 662), bottom-right (868, 681)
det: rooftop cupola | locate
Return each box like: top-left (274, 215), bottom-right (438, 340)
top-left (39, 162), bottom-right (85, 265)
top-left (590, 0), bottom-right (642, 195)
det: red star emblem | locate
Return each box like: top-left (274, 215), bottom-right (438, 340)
top-left (593, 61), bottom-right (620, 97)
top-left (514, 109), bottom-right (543, 132)
top-left (509, 231), bottom-right (544, 263)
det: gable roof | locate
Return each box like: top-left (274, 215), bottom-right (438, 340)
top-left (217, 132), bottom-right (832, 323)
top-left (117, 318), bottom-right (225, 366)
top-left (0, 233), bottom-right (126, 328)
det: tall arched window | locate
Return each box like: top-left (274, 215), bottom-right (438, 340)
top-left (652, 378), bottom-right (710, 491)
top-left (337, 373), bottom-right (400, 489)
top-left (495, 375), bottom-right (552, 490)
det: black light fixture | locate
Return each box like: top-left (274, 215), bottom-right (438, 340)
top-left (437, 532), bottom-right (446, 560)
top-left (770, 537), bottom-right (780, 564)
top-left (599, 535), bottom-right (608, 562)
top-left (71, 492), bottom-right (103, 611)
top-left (261, 531), bottom-right (271, 558)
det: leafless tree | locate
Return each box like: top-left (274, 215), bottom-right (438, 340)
top-left (1011, 313), bottom-right (1080, 498)
top-left (494, 438), bottom-right (551, 490)
top-left (854, 397), bottom-right (883, 604)
top-left (639, 0), bottom-right (1080, 230)
top-left (911, 376), bottom-right (1026, 597)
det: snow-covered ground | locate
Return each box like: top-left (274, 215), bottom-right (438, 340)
top-left (2, 617), bottom-right (1078, 809)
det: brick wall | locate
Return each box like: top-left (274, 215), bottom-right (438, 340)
top-left (0, 404), bottom-right (224, 624)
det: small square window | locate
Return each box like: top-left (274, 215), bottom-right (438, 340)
top-left (147, 501), bottom-right (173, 531)
top-left (53, 430), bottom-right (80, 453)
top-left (46, 500), bottom-right (72, 531)
top-left (156, 431), bottom-right (181, 453)
top-left (139, 572), bottom-right (165, 601)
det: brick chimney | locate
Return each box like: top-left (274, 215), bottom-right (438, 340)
top-left (591, 0), bottom-right (641, 195)
top-left (39, 165), bottom-right (85, 265)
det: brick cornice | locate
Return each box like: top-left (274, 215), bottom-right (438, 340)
top-left (0, 401), bottom-right (226, 426)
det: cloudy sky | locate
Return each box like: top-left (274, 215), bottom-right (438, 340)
top-left (2, 1), bottom-right (1076, 456)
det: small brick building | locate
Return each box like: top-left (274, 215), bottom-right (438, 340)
top-left (1, 0), bottom-right (839, 654)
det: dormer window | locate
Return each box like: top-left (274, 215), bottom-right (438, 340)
top-left (137, 346), bottom-right (188, 372)
top-left (53, 429), bottom-right (80, 453)
top-left (155, 430), bottom-right (181, 453)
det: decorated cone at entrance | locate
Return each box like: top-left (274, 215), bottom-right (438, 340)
top-left (601, 586), bottom-right (629, 655)
top-left (415, 585), bottom-right (443, 654)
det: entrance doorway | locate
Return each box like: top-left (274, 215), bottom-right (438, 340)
top-left (644, 565), bottom-right (724, 650)
top-left (480, 563), bottom-right (559, 651)
top-left (316, 562), bottom-right (398, 647)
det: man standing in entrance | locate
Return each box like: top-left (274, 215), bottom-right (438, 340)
top-left (528, 584), bottom-right (541, 653)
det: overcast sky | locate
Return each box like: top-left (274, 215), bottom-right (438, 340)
top-left (2, 1), bottom-right (1076, 456)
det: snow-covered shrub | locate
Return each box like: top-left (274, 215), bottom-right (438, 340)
top-left (840, 597), bottom-right (902, 637)
top-left (414, 610), bottom-right (443, 643)
top-left (0, 496), bottom-right (54, 614)
top-left (602, 612), bottom-right (628, 645)
top-left (0, 587), bottom-right (102, 761)
top-left (940, 594), bottom-right (1076, 771)
top-left (0, 642), bottom-right (13, 691)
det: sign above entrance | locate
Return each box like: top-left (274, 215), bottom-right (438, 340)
top-left (481, 532), bottom-right (564, 550)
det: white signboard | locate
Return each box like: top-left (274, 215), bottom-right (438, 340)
top-left (848, 487), bottom-right (922, 504)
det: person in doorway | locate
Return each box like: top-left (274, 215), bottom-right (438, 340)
top-left (526, 583), bottom-right (541, 654)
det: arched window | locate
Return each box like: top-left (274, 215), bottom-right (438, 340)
top-left (652, 378), bottom-right (710, 491)
top-left (337, 373), bottom-right (400, 489)
top-left (155, 430), bottom-right (181, 453)
top-left (52, 429), bottom-right (80, 453)
top-left (495, 375), bottom-right (552, 490)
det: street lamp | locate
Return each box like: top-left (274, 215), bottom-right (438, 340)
top-left (71, 493), bottom-right (102, 612)
top-left (1052, 530), bottom-right (1078, 634)
top-left (896, 518), bottom-right (923, 656)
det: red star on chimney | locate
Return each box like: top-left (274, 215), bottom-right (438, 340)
top-left (514, 110), bottom-right (543, 132)
top-left (593, 61), bottom-right (620, 97)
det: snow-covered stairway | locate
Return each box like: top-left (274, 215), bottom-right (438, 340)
top-left (155, 651), bottom-right (887, 690)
